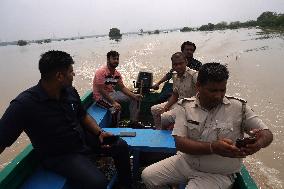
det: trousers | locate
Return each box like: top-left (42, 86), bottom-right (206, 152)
top-left (42, 133), bottom-right (132, 189)
top-left (142, 154), bottom-right (234, 189)
top-left (151, 102), bottom-right (178, 129)
top-left (110, 91), bottom-right (139, 122)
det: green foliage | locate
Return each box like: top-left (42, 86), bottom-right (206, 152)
top-left (109, 28), bottom-right (122, 38)
top-left (257, 11), bottom-right (284, 27)
top-left (43, 39), bottom-right (51, 43)
top-left (35, 40), bottom-right (43, 44)
top-left (199, 23), bottom-right (214, 31)
top-left (228, 21), bottom-right (241, 29)
top-left (180, 27), bottom-right (193, 32)
top-left (241, 20), bottom-right (257, 27)
top-left (215, 21), bottom-right (228, 30)
top-left (257, 11), bottom-right (277, 22)
top-left (17, 40), bottom-right (28, 46)
top-left (197, 11), bottom-right (284, 32)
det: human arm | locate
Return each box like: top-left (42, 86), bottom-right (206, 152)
top-left (241, 129), bottom-right (273, 156)
top-left (152, 74), bottom-right (170, 90)
top-left (173, 104), bottom-right (244, 158)
top-left (81, 114), bottom-right (113, 143)
top-left (152, 70), bottom-right (173, 90)
top-left (118, 82), bottom-right (143, 101)
top-left (175, 136), bottom-right (245, 158)
top-left (239, 106), bottom-right (273, 155)
top-left (96, 83), bottom-right (121, 111)
top-left (0, 146), bottom-right (5, 154)
top-left (163, 91), bottom-right (179, 112)
top-left (93, 69), bottom-right (122, 111)
top-left (0, 101), bottom-right (25, 154)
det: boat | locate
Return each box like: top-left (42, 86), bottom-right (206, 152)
top-left (0, 78), bottom-right (259, 189)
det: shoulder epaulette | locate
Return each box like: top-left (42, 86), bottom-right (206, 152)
top-left (226, 95), bottom-right (247, 103)
top-left (177, 97), bottom-right (195, 105)
top-left (186, 67), bottom-right (198, 76)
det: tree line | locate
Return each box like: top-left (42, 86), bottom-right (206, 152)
top-left (181, 11), bottom-right (284, 32)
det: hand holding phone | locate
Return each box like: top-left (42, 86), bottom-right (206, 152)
top-left (236, 136), bottom-right (256, 148)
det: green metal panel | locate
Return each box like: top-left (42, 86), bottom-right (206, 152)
top-left (80, 90), bottom-right (93, 108)
top-left (0, 145), bottom-right (38, 189)
top-left (233, 165), bottom-right (258, 189)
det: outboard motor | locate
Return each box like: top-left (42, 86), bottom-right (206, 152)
top-left (134, 72), bottom-right (153, 94)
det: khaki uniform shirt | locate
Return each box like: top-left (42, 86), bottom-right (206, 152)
top-left (172, 67), bottom-right (198, 98)
top-left (172, 96), bottom-right (268, 175)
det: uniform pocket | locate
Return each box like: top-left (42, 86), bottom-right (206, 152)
top-left (185, 122), bottom-right (201, 140)
top-left (215, 121), bottom-right (234, 139)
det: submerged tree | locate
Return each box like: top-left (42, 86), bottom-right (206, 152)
top-left (17, 40), bottom-right (28, 46)
top-left (180, 27), bottom-right (193, 32)
top-left (43, 39), bottom-right (51, 43)
top-left (109, 28), bottom-right (122, 38)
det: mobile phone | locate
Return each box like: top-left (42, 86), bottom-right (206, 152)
top-left (119, 131), bottom-right (136, 137)
top-left (236, 136), bottom-right (256, 148)
top-left (102, 135), bottom-right (119, 145)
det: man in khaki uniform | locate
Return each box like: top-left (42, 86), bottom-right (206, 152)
top-left (151, 52), bottom-right (198, 129)
top-left (142, 63), bottom-right (273, 189)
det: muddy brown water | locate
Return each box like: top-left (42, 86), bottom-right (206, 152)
top-left (0, 28), bottom-right (283, 188)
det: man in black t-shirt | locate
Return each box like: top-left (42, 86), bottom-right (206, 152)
top-left (0, 51), bottom-right (133, 189)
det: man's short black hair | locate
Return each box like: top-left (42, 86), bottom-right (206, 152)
top-left (181, 41), bottom-right (196, 52)
top-left (171, 52), bottom-right (187, 62)
top-left (197, 63), bottom-right (229, 85)
top-left (107, 50), bottom-right (120, 59)
top-left (39, 50), bottom-right (74, 80)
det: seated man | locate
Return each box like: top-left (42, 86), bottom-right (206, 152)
top-left (152, 41), bottom-right (202, 92)
top-left (0, 51), bottom-right (133, 189)
top-left (151, 52), bottom-right (198, 129)
top-left (142, 63), bottom-right (273, 189)
top-left (93, 50), bottom-right (142, 125)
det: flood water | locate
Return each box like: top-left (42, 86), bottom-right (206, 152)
top-left (0, 28), bottom-right (283, 188)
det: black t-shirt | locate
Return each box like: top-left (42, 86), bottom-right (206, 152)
top-left (0, 82), bottom-right (87, 156)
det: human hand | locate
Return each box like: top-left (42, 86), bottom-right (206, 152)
top-left (163, 104), bottom-right (171, 112)
top-left (112, 101), bottom-right (121, 112)
top-left (99, 131), bottom-right (114, 148)
top-left (212, 138), bottom-right (246, 158)
top-left (133, 94), bottom-right (143, 101)
top-left (239, 141), bottom-right (262, 156)
top-left (238, 129), bottom-right (264, 155)
top-left (152, 83), bottom-right (159, 90)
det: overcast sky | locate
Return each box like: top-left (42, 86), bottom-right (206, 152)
top-left (1, 0), bottom-right (284, 42)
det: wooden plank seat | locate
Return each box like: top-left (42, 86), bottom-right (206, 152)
top-left (19, 103), bottom-right (115, 189)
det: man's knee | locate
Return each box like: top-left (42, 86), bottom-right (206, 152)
top-left (117, 138), bottom-right (128, 148)
top-left (151, 105), bottom-right (159, 115)
top-left (161, 113), bottom-right (174, 128)
top-left (141, 167), bottom-right (151, 185)
top-left (112, 138), bottom-right (130, 155)
top-left (141, 166), bottom-right (156, 186)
